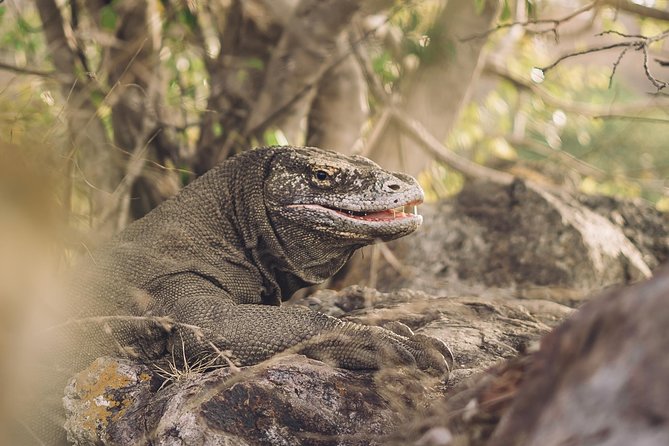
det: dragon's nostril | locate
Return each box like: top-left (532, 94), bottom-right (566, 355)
top-left (388, 183), bottom-right (400, 191)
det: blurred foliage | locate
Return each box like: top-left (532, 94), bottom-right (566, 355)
top-left (373, 0), bottom-right (669, 210)
top-left (462, 36), bottom-right (669, 208)
top-left (0, 0), bottom-right (667, 214)
top-left (0, 7), bottom-right (44, 66)
top-left (262, 128), bottom-right (289, 147)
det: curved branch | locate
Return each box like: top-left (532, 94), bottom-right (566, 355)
top-left (392, 108), bottom-right (514, 186)
top-left (603, 0), bottom-right (669, 22)
top-left (485, 61), bottom-right (669, 116)
top-left (0, 61), bottom-right (55, 77)
top-left (462, 2), bottom-right (598, 41)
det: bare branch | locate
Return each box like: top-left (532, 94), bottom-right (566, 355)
top-left (377, 243), bottom-right (413, 280)
top-left (540, 28), bottom-right (669, 91)
top-left (602, 0), bottom-right (669, 22)
top-left (597, 29), bottom-right (645, 39)
top-left (608, 47), bottom-right (629, 88)
top-left (348, 25), bottom-right (397, 160)
top-left (360, 108), bottom-right (392, 158)
top-left (540, 41), bottom-right (633, 72)
top-left (0, 61), bottom-right (55, 77)
top-left (594, 114), bottom-right (669, 124)
top-left (349, 24), bottom-right (390, 106)
top-left (485, 61), bottom-right (669, 116)
top-left (642, 43), bottom-right (667, 90)
top-left (462, 2), bottom-right (598, 41)
top-left (391, 108), bottom-right (514, 185)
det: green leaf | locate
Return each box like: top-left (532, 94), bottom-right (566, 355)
top-left (17, 17), bottom-right (32, 33)
top-left (245, 57), bottom-right (264, 70)
top-left (408, 10), bottom-right (419, 31)
top-left (100, 6), bottom-right (117, 31)
top-left (527, 0), bottom-right (536, 20)
top-left (500, 0), bottom-right (511, 22)
top-left (212, 122), bottom-right (223, 137)
top-left (177, 9), bottom-right (198, 32)
top-left (263, 128), bottom-right (288, 146)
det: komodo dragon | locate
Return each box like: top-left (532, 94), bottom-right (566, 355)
top-left (33, 146), bottom-right (452, 444)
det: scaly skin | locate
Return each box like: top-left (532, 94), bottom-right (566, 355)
top-left (33, 146), bottom-right (452, 444)
top-left (63, 146), bottom-right (452, 375)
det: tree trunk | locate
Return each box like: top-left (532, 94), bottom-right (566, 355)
top-left (194, 0), bottom-right (284, 175)
top-left (366, 0), bottom-right (501, 175)
top-left (244, 0), bottom-right (362, 139)
top-left (103, 0), bottom-right (179, 222)
top-left (306, 36), bottom-right (368, 152)
top-left (36, 0), bottom-right (124, 235)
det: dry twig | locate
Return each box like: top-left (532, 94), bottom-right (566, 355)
top-left (541, 29), bottom-right (669, 91)
top-left (461, 2), bottom-right (598, 41)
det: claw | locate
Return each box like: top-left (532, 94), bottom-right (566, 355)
top-left (408, 334), bottom-right (454, 378)
top-left (383, 321), bottom-right (415, 338)
top-left (414, 334), bottom-right (454, 370)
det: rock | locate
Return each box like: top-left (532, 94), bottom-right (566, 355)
top-left (291, 286), bottom-right (572, 389)
top-left (65, 287), bottom-right (572, 445)
top-left (489, 266), bottom-right (669, 446)
top-left (580, 194), bottom-right (669, 268)
top-left (334, 180), bottom-right (661, 304)
top-left (387, 354), bottom-right (534, 446)
top-left (64, 355), bottom-right (432, 446)
top-left (64, 357), bottom-right (158, 445)
top-left (389, 266), bottom-right (669, 446)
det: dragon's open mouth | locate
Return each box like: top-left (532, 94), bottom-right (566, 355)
top-left (292, 200), bottom-right (422, 222)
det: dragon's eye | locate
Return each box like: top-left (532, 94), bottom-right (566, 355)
top-left (315, 170), bottom-right (329, 181)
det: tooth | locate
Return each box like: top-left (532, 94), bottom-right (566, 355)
top-left (392, 209), bottom-right (396, 218)
top-left (413, 205), bottom-right (417, 215)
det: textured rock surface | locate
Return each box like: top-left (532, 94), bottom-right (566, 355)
top-left (580, 194), bottom-right (669, 268)
top-left (489, 266), bottom-right (669, 446)
top-left (64, 286), bottom-right (571, 445)
top-left (335, 180), bottom-right (664, 304)
top-left (65, 355), bottom-right (423, 446)
top-left (64, 358), bottom-right (158, 445)
top-left (387, 267), bottom-right (669, 446)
